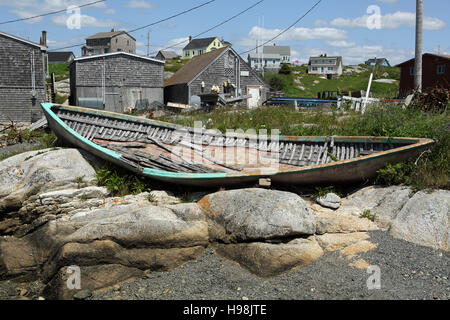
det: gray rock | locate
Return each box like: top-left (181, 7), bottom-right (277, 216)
top-left (214, 237), bottom-right (323, 278)
top-left (0, 149), bottom-right (97, 213)
top-left (316, 193), bottom-right (341, 210)
top-left (337, 186), bottom-right (414, 228)
top-left (198, 188), bottom-right (316, 242)
top-left (73, 289), bottom-right (92, 300)
top-left (390, 190), bottom-right (450, 251)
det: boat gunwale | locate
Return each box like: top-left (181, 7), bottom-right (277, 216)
top-left (41, 103), bottom-right (435, 181)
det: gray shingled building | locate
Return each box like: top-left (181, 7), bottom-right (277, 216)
top-left (165, 46), bottom-right (269, 109)
top-left (69, 52), bottom-right (164, 113)
top-left (0, 31), bottom-right (48, 123)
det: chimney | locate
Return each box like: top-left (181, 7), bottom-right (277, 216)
top-left (189, 35), bottom-right (192, 42)
top-left (111, 28), bottom-right (115, 32)
top-left (41, 31), bottom-right (47, 47)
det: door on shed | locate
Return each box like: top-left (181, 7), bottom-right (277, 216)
top-left (247, 86), bottom-right (260, 109)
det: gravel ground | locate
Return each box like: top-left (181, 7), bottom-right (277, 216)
top-left (1, 230), bottom-right (449, 300)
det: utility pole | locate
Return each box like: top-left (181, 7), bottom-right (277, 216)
top-left (414, 0), bottom-right (423, 92)
top-left (147, 31), bottom-right (150, 57)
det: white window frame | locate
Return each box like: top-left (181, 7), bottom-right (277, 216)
top-left (437, 65), bottom-right (445, 75)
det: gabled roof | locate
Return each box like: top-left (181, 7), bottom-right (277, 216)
top-left (86, 30), bottom-right (136, 41)
top-left (165, 46), bottom-right (267, 88)
top-left (308, 56), bottom-right (343, 66)
top-left (165, 47), bottom-right (227, 86)
top-left (72, 51), bottom-right (164, 64)
top-left (395, 53), bottom-right (450, 67)
top-left (248, 53), bottom-right (281, 60)
top-left (183, 37), bottom-right (218, 51)
top-left (48, 51), bottom-right (75, 63)
top-left (157, 50), bottom-right (179, 60)
top-left (0, 30), bottom-right (46, 50)
top-left (263, 45), bottom-right (290, 56)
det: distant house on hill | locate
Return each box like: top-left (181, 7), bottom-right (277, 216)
top-left (396, 53), bottom-right (450, 97)
top-left (69, 52), bottom-right (164, 113)
top-left (308, 54), bottom-right (343, 78)
top-left (263, 45), bottom-right (291, 64)
top-left (248, 53), bottom-right (282, 73)
top-left (165, 46), bottom-right (269, 109)
top-left (155, 50), bottom-right (179, 61)
top-left (0, 30), bottom-right (48, 123)
top-left (48, 51), bottom-right (75, 65)
top-left (182, 36), bottom-right (224, 60)
top-left (365, 58), bottom-right (391, 67)
top-left (82, 29), bottom-right (136, 56)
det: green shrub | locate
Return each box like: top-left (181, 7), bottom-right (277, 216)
top-left (96, 164), bottom-right (153, 197)
top-left (268, 75), bottom-right (285, 91)
top-left (360, 209), bottom-right (376, 222)
top-left (375, 163), bottom-right (413, 186)
top-left (279, 63), bottom-right (291, 75)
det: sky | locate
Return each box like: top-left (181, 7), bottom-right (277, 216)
top-left (0, 0), bottom-right (448, 65)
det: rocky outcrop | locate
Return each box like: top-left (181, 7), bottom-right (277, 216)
top-left (214, 237), bottom-right (324, 278)
top-left (316, 193), bottom-right (341, 210)
top-left (390, 190), bottom-right (449, 251)
top-left (0, 198), bottom-right (209, 299)
top-left (336, 186), bottom-right (414, 228)
top-left (0, 148), bottom-right (97, 214)
top-left (198, 188), bottom-right (316, 242)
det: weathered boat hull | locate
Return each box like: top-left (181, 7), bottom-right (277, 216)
top-left (41, 103), bottom-right (434, 187)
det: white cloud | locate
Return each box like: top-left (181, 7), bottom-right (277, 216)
top-left (51, 14), bottom-right (120, 28)
top-left (125, 1), bottom-right (154, 9)
top-left (238, 26), bottom-right (348, 46)
top-left (326, 40), bottom-right (356, 48)
top-left (330, 11), bottom-right (446, 31)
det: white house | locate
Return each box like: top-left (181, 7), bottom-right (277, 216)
top-left (263, 45), bottom-right (291, 64)
top-left (248, 53), bottom-right (281, 72)
top-left (308, 54), bottom-right (343, 77)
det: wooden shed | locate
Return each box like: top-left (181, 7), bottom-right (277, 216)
top-left (69, 52), bottom-right (164, 113)
top-left (0, 31), bottom-right (48, 123)
top-left (164, 46), bottom-right (269, 108)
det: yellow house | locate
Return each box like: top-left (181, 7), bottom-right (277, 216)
top-left (182, 37), bottom-right (225, 60)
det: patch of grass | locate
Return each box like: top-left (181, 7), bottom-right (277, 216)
top-left (96, 164), bottom-right (153, 197)
top-left (47, 63), bottom-right (70, 82)
top-left (146, 193), bottom-right (155, 202)
top-left (164, 58), bottom-right (188, 73)
top-left (360, 209), bottom-right (376, 222)
top-left (264, 64), bottom-right (400, 99)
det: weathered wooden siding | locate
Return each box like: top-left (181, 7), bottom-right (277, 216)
top-left (70, 54), bottom-right (164, 113)
top-left (189, 50), bottom-right (269, 105)
top-left (0, 34), bottom-right (47, 123)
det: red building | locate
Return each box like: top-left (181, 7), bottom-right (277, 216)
top-left (396, 53), bottom-right (450, 97)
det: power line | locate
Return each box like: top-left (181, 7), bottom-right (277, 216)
top-left (239, 0), bottom-right (323, 55)
top-left (128, 0), bottom-right (216, 33)
top-left (0, 0), bottom-right (106, 26)
top-left (48, 0), bottom-right (216, 51)
top-left (150, 0), bottom-right (264, 55)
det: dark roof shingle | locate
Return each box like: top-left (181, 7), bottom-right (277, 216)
top-left (165, 47), bottom-right (228, 86)
top-left (183, 37), bottom-right (218, 51)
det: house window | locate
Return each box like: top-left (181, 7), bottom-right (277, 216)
top-left (192, 50), bottom-right (195, 56)
top-left (410, 67), bottom-right (414, 76)
top-left (185, 51), bottom-right (190, 57)
top-left (312, 67), bottom-right (318, 71)
top-left (437, 65), bottom-right (445, 75)
top-left (329, 67), bottom-right (334, 71)
top-left (115, 39), bottom-right (118, 44)
top-left (127, 40), bottom-right (130, 46)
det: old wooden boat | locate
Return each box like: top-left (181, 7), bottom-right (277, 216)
top-left (41, 103), bottom-right (434, 187)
